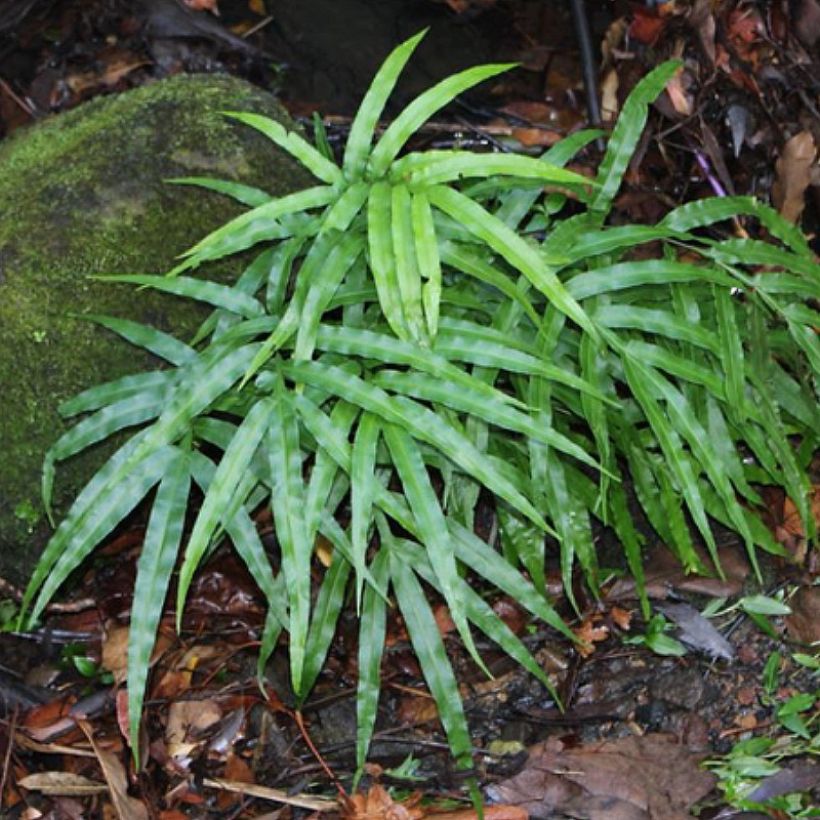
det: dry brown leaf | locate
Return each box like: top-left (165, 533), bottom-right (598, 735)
top-left (343, 784), bottom-right (423, 820)
top-left (510, 128), bottom-right (562, 148)
top-left (786, 586), bottom-right (820, 644)
top-left (18, 772), bottom-right (107, 796)
top-left (165, 699), bottom-right (222, 759)
top-left (78, 720), bottom-right (149, 820)
top-left (772, 131), bottom-right (817, 223)
top-left (183, 0), bottom-right (220, 13)
top-left (486, 734), bottom-right (715, 820)
top-left (573, 618), bottom-right (609, 657)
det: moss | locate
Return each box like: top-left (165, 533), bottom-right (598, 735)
top-left (0, 73), bottom-right (311, 585)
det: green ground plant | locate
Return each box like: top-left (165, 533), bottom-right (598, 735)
top-left (18, 32), bottom-right (820, 776)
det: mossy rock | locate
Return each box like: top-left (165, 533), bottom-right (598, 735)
top-left (0, 73), bottom-right (310, 586)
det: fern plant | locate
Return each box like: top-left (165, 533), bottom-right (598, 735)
top-left (20, 31), bottom-right (820, 778)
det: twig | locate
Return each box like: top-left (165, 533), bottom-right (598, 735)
top-left (202, 777), bottom-right (338, 812)
top-left (0, 708), bottom-right (18, 801)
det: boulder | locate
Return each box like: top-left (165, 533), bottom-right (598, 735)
top-left (0, 73), bottom-right (309, 586)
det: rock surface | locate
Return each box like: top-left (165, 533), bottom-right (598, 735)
top-left (0, 73), bottom-right (308, 585)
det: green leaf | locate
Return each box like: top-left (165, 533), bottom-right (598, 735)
top-left (592, 61), bottom-right (680, 214)
top-left (396, 152), bottom-right (595, 190)
top-left (76, 314), bottom-right (197, 365)
top-left (370, 62), bottom-right (515, 176)
top-left (374, 369), bottom-right (608, 475)
top-left (355, 546), bottom-right (391, 780)
top-left (59, 370), bottom-right (175, 418)
top-left (567, 259), bottom-right (735, 299)
top-left (176, 185), bottom-right (335, 270)
top-left (283, 360), bottom-right (547, 529)
top-left (29, 444), bottom-right (178, 625)
top-left (428, 185), bottom-right (597, 339)
top-left (293, 232), bottom-right (364, 360)
top-left (391, 184), bottom-right (427, 343)
top-left (343, 30), bottom-right (427, 179)
top-left (167, 177), bottom-right (272, 208)
top-left (368, 181), bottom-right (409, 340)
top-left (177, 399), bottom-right (271, 621)
top-left (301, 554), bottom-right (352, 695)
top-left (128, 448), bottom-right (191, 766)
top-left (93, 274), bottom-right (264, 319)
top-left (43, 391), bottom-right (169, 522)
top-left (739, 595), bottom-right (791, 616)
top-left (622, 355), bottom-right (721, 571)
top-left (223, 111), bottom-right (342, 185)
top-left (266, 376), bottom-right (312, 697)
top-left (351, 413), bottom-right (381, 608)
top-left (412, 191), bottom-right (443, 338)
top-left (388, 550), bottom-right (473, 770)
top-left (382, 422), bottom-right (484, 673)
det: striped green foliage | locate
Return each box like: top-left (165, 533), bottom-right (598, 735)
top-left (22, 31), bottom-right (819, 781)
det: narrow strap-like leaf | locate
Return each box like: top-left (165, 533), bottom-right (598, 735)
top-left (369, 62), bottom-right (514, 176)
top-left (396, 153), bottom-right (594, 190)
top-left (301, 554), bottom-right (352, 696)
top-left (177, 398), bottom-right (272, 620)
top-left (411, 190), bottom-right (442, 338)
top-left (128, 449), bottom-right (191, 766)
top-left (343, 30), bottom-right (427, 179)
top-left (351, 413), bottom-right (381, 609)
top-left (383, 422), bottom-right (484, 674)
top-left (367, 182), bottom-right (409, 340)
top-left (29, 445), bottom-right (177, 625)
top-left (167, 177), bottom-right (271, 207)
top-left (59, 370), bottom-right (174, 418)
top-left (391, 184), bottom-right (428, 344)
top-left (388, 550), bottom-right (474, 770)
top-left (592, 61), bottom-right (680, 214)
top-left (293, 232), bottom-right (364, 360)
top-left (266, 377), bottom-right (312, 696)
top-left (175, 185), bottom-right (335, 271)
top-left (354, 546), bottom-right (390, 782)
top-left (622, 355), bottom-right (721, 572)
top-left (223, 111), bottom-right (342, 185)
top-left (427, 185), bottom-right (598, 339)
top-left (92, 274), bottom-right (264, 319)
top-left (76, 314), bottom-right (197, 365)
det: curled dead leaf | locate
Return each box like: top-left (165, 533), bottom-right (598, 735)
top-left (772, 131), bottom-right (817, 224)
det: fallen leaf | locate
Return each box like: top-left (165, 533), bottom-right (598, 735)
top-left (772, 131), bottom-right (817, 223)
top-left (18, 772), bottom-right (107, 796)
top-left (785, 586), bottom-right (820, 644)
top-left (79, 720), bottom-right (149, 820)
top-left (165, 699), bottom-right (222, 760)
top-left (183, 0), bottom-right (220, 13)
top-left (343, 784), bottom-right (423, 820)
top-left (486, 734), bottom-right (715, 820)
top-left (573, 617), bottom-right (609, 658)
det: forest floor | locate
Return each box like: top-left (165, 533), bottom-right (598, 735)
top-left (0, 1), bottom-right (819, 817)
